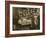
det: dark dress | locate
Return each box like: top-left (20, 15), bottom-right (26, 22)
top-left (37, 16), bottom-right (40, 29)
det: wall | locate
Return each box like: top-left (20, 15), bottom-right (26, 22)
top-left (0, 0), bottom-right (46, 38)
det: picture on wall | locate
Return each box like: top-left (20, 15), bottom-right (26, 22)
top-left (13, 7), bottom-right (40, 30)
top-left (5, 1), bottom-right (45, 37)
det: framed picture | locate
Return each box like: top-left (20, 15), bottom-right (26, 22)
top-left (5, 1), bottom-right (45, 37)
